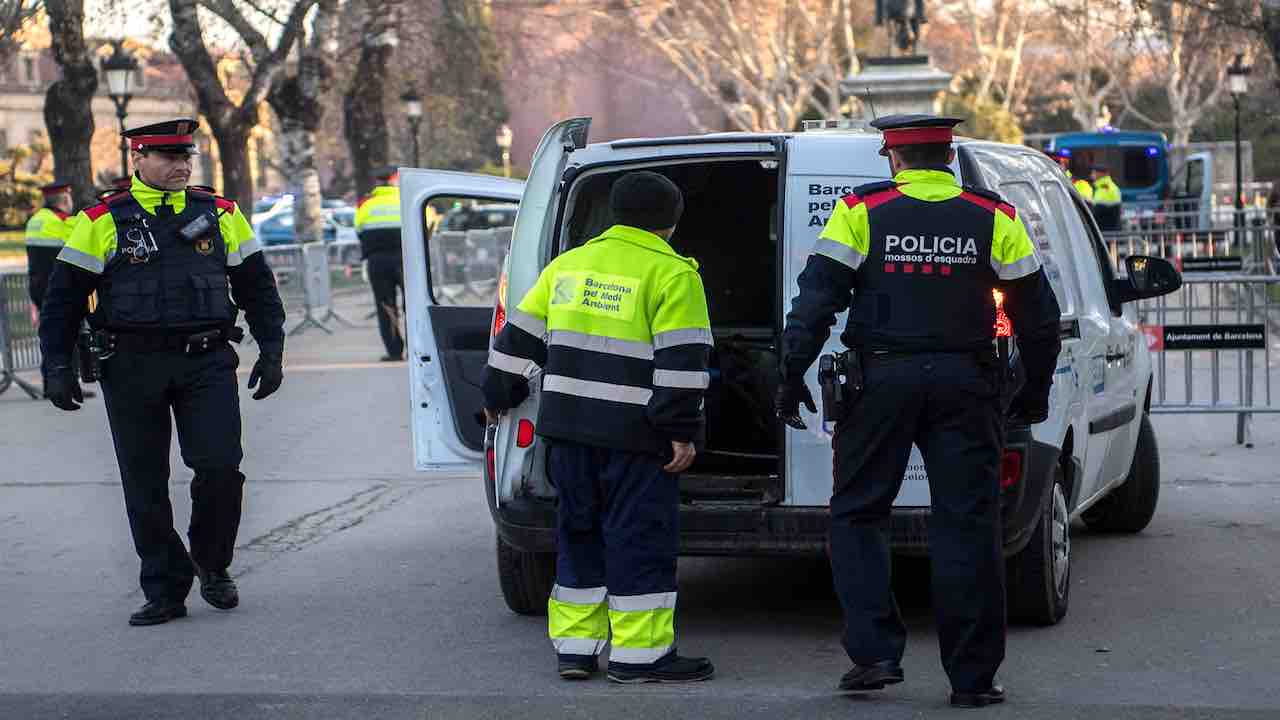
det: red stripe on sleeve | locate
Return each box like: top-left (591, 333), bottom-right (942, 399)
top-left (996, 202), bottom-right (1017, 220)
top-left (214, 198), bottom-right (236, 212)
top-left (84, 203), bottom-right (111, 221)
top-left (863, 187), bottom-right (903, 210)
top-left (840, 194), bottom-right (862, 209)
top-left (958, 191), bottom-right (998, 214)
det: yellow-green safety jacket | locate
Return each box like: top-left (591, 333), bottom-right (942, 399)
top-left (25, 206), bottom-right (73, 306)
top-left (482, 224), bottom-right (713, 456)
top-left (1092, 175), bottom-right (1121, 206)
top-left (354, 185), bottom-right (402, 257)
top-left (1073, 177), bottom-right (1094, 203)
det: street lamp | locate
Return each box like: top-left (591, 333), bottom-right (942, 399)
top-left (103, 40), bottom-right (138, 178)
top-left (1227, 53), bottom-right (1250, 239)
top-left (495, 123), bottom-right (513, 178)
top-left (401, 87), bottom-right (423, 168)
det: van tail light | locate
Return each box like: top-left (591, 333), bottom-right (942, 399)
top-left (517, 419), bottom-right (535, 448)
top-left (486, 446), bottom-right (496, 482)
top-left (993, 289), bottom-right (1012, 338)
top-left (492, 270), bottom-right (509, 337)
top-left (1000, 449), bottom-right (1023, 490)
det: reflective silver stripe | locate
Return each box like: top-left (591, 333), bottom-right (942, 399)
top-left (507, 308), bottom-right (547, 338)
top-left (228, 236), bottom-right (262, 266)
top-left (553, 637), bottom-right (607, 655)
top-left (609, 644), bottom-right (674, 664)
top-left (813, 237), bottom-right (866, 271)
top-left (488, 348), bottom-right (539, 378)
top-left (551, 585), bottom-right (607, 605)
top-left (25, 236), bottom-right (64, 248)
top-left (550, 330), bottom-right (654, 360)
top-left (56, 246), bottom-right (103, 274)
top-left (653, 369), bottom-right (710, 390)
top-left (542, 375), bottom-right (652, 405)
top-left (358, 219), bottom-right (402, 230)
top-left (653, 328), bottom-right (713, 349)
top-left (608, 591), bottom-right (677, 612)
top-left (993, 253), bottom-right (1042, 280)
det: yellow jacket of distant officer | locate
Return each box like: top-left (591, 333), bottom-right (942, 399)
top-left (354, 185), bottom-right (402, 258)
top-left (1073, 177), bottom-right (1094, 203)
top-left (1092, 175), bottom-right (1121, 206)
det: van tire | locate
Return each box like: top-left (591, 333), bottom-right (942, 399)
top-left (1082, 414), bottom-right (1160, 534)
top-left (496, 535), bottom-right (556, 616)
top-left (1007, 462), bottom-right (1070, 626)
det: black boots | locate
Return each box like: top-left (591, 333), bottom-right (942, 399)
top-left (558, 654), bottom-right (599, 680)
top-left (951, 685), bottom-right (1006, 708)
top-left (128, 598), bottom-right (187, 626)
top-left (607, 654), bottom-right (715, 684)
top-left (838, 660), bottom-right (905, 692)
top-left (197, 567), bottom-right (240, 610)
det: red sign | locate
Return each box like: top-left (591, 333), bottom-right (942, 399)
top-left (1140, 324), bottom-right (1164, 351)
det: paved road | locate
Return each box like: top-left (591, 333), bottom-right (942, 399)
top-left (2, 295), bottom-right (1279, 719)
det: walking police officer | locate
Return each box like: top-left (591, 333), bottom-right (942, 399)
top-left (354, 166), bottom-right (405, 361)
top-left (38, 119), bottom-right (286, 626)
top-left (25, 181), bottom-right (76, 310)
top-left (1090, 164), bottom-right (1122, 231)
top-left (482, 171), bottom-right (715, 684)
top-left (776, 115), bottom-right (1061, 707)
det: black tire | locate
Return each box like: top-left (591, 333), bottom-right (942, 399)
top-left (496, 534), bottom-right (556, 616)
top-left (1007, 462), bottom-right (1070, 626)
top-left (1082, 414), bottom-right (1160, 534)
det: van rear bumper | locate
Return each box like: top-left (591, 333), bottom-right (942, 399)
top-left (487, 428), bottom-right (1057, 558)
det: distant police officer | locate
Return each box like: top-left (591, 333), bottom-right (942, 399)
top-left (354, 166), bottom-right (404, 361)
top-left (1091, 164), bottom-right (1122, 231)
top-left (482, 171), bottom-right (715, 685)
top-left (777, 115), bottom-right (1061, 707)
top-left (38, 119), bottom-right (286, 626)
top-left (25, 181), bottom-right (75, 309)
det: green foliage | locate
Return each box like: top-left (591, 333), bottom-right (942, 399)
top-left (0, 142), bottom-right (51, 229)
top-left (424, 0), bottom-right (510, 172)
top-left (473, 161), bottom-right (528, 180)
top-left (944, 93), bottom-right (1023, 145)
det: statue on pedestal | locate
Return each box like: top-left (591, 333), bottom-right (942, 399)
top-left (875, 0), bottom-right (928, 56)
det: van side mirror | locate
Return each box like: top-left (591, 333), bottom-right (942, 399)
top-left (1116, 255), bottom-right (1181, 303)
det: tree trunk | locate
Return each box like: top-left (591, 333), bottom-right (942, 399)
top-left (343, 0), bottom-right (397, 197)
top-left (210, 120), bottom-right (254, 211)
top-left (42, 0), bottom-right (97, 210)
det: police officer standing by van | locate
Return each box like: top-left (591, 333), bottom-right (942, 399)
top-left (38, 119), bottom-right (286, 627)
top-left (25, 181), bottom-right (76, 309)
top-left (482, 171), bottom-right (715, 685)
top-left (354, 166), bottom-right (405, 361)
top-left (776, 115), bottom-right (1061, 707)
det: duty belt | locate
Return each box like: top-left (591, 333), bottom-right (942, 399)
top-left (106, 326), bottom-right (245, 354)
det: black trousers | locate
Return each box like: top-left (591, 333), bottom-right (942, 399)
top-left (100, 343), bottom-right (245, 602)
top-left (829, 352), bottom-right (1005, 693)
top-left (367, 253), bottom-right (404, 358)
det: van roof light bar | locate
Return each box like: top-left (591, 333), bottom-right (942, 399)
top-left (801, 119), bottom-right (873, 133)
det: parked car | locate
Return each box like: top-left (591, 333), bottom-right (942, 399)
top-left (253, 211), bottom-right (338, 247)
top-left (401, 119), bottom-right (1182, 626)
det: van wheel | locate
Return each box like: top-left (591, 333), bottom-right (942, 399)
top-left (1007, 462), bottom-right (1070, 626)
top-left (496, 535), bottom-right (556, 616)
top-left (1082, 414), bottom-right (1160, 534)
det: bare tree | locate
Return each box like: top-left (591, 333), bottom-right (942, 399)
top-left (601, 0), bottom-right (860, 133)
top-left (343, 0), bottom-right (397, 196)
top-left (939, 0), bottom-right (1037, 114)
top-left (268, 0), bottom-right (339, 245)
top-left (168, 0), bottom-right (315, 209)
top-left (42, 0), bottom-right (97, 210)
top-left (1045, 0), bottom-right (1137, 131)
top-left (1122, 1), bottom-right (1240, 145)
top-left (0, 0), bottom-right (40, 68)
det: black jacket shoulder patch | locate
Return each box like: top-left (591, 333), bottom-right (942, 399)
top-left (853, 180), bottom-right (898, 197)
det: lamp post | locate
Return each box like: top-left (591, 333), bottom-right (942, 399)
top-left (1227, 54), bottom-right (1250, 242)
top-left (495, 123), bottom-right (513, 178)
top-left (401, 88), bottom-right (423, 168)
top-left (103, 40), bottom-right (138, 178)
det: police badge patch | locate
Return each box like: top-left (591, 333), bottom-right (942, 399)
top-left (195, 236), bottom-right (214, 255)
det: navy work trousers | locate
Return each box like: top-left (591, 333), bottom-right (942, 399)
top-left (367, 252), bottom-right (404, 358)
top-left (830, 352), bottom-right (1005, 693)
top-left (100, 343), bottom-right (246, 603)
top-left (549, 439), bottom-right (679, 601)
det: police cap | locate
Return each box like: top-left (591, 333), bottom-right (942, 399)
top-left (122, 119), bottom-right (200, 155)
top-left (610, 171), bottom-right (684, 231)
top-left (110, 176), bottom-right (132, 189)
top-left (373, 165), bottom-right (399, 182)
top-left (39, 180), bottom-right (73, 196)
top-left (869, 114), bottom-right (964, 157)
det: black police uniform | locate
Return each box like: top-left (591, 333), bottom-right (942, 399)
top-left (356, 167), bottom-right (404, 360)
top-left (38, 120), bottom-right (286, 625)
top-left (778, 115), bottom-right (1062, 702)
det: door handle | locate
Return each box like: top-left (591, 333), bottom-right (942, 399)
top-left (1105, 352), bottom-right (1126, 362)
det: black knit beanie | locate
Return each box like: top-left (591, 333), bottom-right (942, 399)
top-left (610, 171), bottom-right (684, 231)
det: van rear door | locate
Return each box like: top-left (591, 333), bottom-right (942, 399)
top-left (402, 171), bottom-right (523, 470)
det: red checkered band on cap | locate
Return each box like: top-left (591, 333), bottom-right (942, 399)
top-left (881, 126), bottom-right (954, 149)
top-left (130, 134), bottom-right (194, 150)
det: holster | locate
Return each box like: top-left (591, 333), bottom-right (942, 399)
top-left (818, 350), bottom-right (863, 423)
top-left (76, 328), bottom-right (109, 383)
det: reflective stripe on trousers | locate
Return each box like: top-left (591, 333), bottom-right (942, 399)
top-left (548, 584), bottom-right (608, 656)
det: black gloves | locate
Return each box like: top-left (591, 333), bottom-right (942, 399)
top-left (248, 352), bottom-right (283, 400)
top-left (774, 379), bottom-right (817, 430)
top-left (44, 365), bottom-right (83, 411)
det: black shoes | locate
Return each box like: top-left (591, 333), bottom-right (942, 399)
top-left (607, 654), bottom-right (715, 684)
top-left (380, 353), bottom-right (403, 362)
top-left (951, 685), bottom-right (1006, 708)
top-left (128, 598), bottom-right (187, 626)
top-left (838, 660), bottom-right (905, 692)
top-left (558, 654), bottom-right (599, 680)
top-left (197, 567), bottom-right (240, 610)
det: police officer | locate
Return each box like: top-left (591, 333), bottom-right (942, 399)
top-left (38, 119), bottom-right (286, 627)
top-left (25, 181), bottom-right (75, 310)
top-left (354, 166), bottom-right (404, 361)
top-left (481, 171), bottom-right (715, 685)
top-left (1091, 164), bottom-right (1122, 231)
top-left (776, 115), bottom-right (1061, 707)
top-left (1071, 165), bottom-right (1095, 205)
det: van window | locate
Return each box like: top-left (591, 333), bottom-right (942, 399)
top-left (1048, 186), bottom-right (1123, 318)
top-left (426, 197), bottom-right (518, 306)
top-left (998, 181), bottom-right (1074, 318)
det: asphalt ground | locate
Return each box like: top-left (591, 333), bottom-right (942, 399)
top-left (2, 292), bottom-right (1279, 719)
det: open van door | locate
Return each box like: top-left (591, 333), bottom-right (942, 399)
top-left (402, 171), bottom-right (524, 470)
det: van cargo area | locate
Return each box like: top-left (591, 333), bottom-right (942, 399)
top-left (563, 159), bottom-right (784, 504)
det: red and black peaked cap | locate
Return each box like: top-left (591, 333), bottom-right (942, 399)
top-left (123, 119), bottom-right (201, 155)
top-left (869, 114), bottom-right (964, 157)
top-left (39, 181), bottom-right (73, 196)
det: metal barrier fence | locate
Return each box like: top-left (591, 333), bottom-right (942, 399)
top-left (1135, 274), bottom-right (1279, 445)
top-left (260, 243), bottom-right (358, 336)
top-left (1103, 213), bottom-right (1278, 275)
top-left (0, 270), bottom-right (41, 398)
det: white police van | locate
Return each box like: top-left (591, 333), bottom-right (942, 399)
top-left (401, 118), bottom-right (1181, 627)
